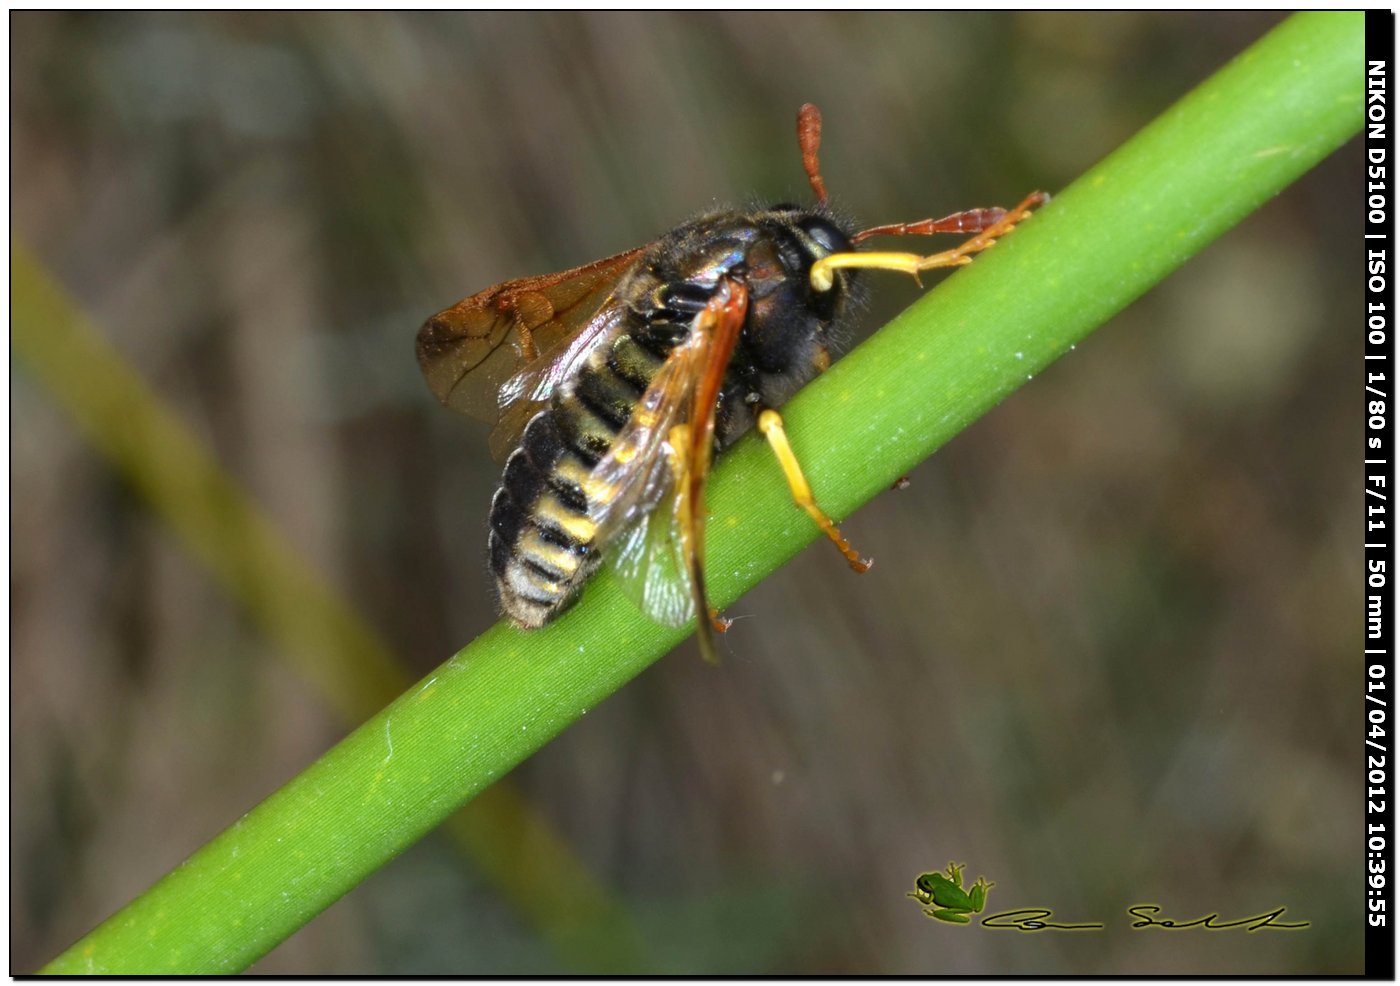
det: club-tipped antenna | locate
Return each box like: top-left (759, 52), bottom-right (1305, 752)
top-left (797, 103), bottom-right (828, 206)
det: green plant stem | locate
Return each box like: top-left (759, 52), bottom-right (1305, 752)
top-left (40, 11), bottom-right (1361, 974)
top-left (11, 242), bottom-right (652, 972)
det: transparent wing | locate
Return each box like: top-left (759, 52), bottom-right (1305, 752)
top-left (584, 280), bottom-right (749, 638)
top-left (582, 333), bottom-right (699, 625)
top-left (415, 245), bottom-right (647, 461)
top-left (486, 303), bottom-right (629, 461)
top-left (584, 307), bottom-right (716, 550)
top-left (608, 485), bottom-right (695, 628)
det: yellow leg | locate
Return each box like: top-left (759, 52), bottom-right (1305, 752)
top-left (810, 190), bottom-right (1048, 292)
top-left (756, 409), bottom-right (872, 573)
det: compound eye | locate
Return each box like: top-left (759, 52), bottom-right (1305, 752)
top-left (800, 217), bottom-right (850, 256)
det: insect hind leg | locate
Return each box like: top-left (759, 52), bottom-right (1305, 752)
top-left (756, 408), bottom-right (871, 573)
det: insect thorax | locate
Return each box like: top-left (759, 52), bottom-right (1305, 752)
top-left (616, 207), bottom-right (859, 439)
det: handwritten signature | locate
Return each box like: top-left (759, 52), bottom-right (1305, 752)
top-left (975, 905), bottom-right (1308, 933)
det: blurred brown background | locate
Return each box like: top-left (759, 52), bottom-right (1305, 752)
top-left (11, 11), bottom-right (1361, 974)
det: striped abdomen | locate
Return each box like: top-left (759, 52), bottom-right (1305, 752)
top-left (488, 329), bottom-right (668, 628)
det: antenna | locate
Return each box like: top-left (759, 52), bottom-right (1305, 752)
top-left (796, 103), bottom-right (829, 205)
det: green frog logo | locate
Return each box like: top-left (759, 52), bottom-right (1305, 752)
top-left (908, 862), bottom-right (994, 924)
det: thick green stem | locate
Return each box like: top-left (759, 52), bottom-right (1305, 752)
top-left (11, 242), bottom-right (652, 973)
top-left (39, 11), bottom-right (1361, 974)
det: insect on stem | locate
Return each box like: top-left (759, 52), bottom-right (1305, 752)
top-left (417, 102), bottom-right (1043, 663)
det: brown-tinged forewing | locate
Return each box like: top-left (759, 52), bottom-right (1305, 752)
top-left (416, 245), bottom-right (649, 447)
top-left (585, 329), bottom-right (706, 627)
top-left (587, 280), bottom-right (749, 647)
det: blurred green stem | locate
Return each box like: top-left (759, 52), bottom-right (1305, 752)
top-left (36, 11), bottom-right (1360, 975)
top-left (11, 241), bottom-right (651, 972)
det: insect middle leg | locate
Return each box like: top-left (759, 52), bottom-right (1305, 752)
top-left (755, 408), bottom-right (872, 573)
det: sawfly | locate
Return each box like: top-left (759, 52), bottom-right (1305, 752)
top-left (417, 104), bottom-right (1046, 661)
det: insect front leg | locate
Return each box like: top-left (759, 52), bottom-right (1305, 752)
top-left (755, 408), bottom-right (872, 573)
